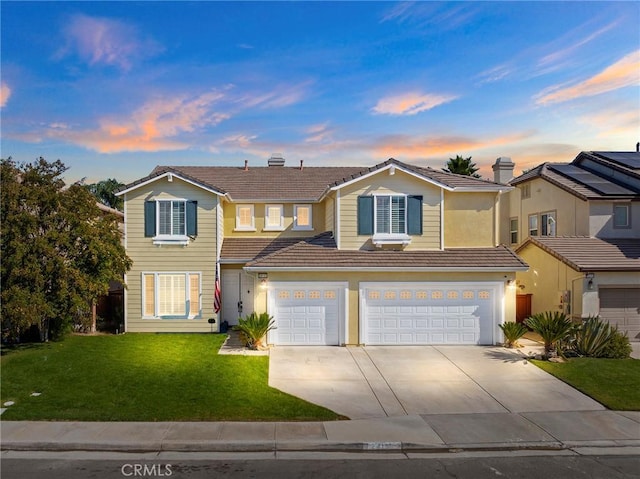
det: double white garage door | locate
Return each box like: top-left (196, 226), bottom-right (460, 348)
top-left (269, 281), bottom-right (501, 346)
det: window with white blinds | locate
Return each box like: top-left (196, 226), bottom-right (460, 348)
top-left (375, 195), bottom-right (406, 234)
top-left (142, 272), bottom-right (201, 319)
top-left (158, 200), bottom-right (186, 236)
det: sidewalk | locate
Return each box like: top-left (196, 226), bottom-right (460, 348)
top-left (2, 410), bottom-right (639, 455)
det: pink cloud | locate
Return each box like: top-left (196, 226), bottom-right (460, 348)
top-left (46, 90), bottom-right (229, 153)
top-left (0, 82), bottom-right (11, 107)
top-left (536, 50), bottom-right (640, 105)
top-left (372, 91), bottom-right (458, 115)
top-left (58, 14), bottom-right (162, 70)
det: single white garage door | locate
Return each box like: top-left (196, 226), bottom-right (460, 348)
top-left (599, 288), bottom-right (640, 342)
top-left (268, 282), bottom-right (346, 345)
top-left (361, 282), bottom-right (501, 345)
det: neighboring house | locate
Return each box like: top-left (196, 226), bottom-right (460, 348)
top-left (116, 155), bottom-right (527, 345)
top-left (498, 151), bottom-right (640, 341)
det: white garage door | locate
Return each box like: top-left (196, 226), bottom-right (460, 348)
top-left (599, 288), bottom-right (640, 342)
top-left (269, 282), bottom-right (346, 345)
top-left (361, 282), bottom-right (501, 345)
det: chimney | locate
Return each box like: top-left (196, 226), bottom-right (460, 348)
top-left (299, 159), bottom-right (304, 170)
top-left (267, 153), bottom-right (285, 167)
top-left (244, 160), bottom-right (249, 171)
top-left (492, 156), bottom-right (515, 184)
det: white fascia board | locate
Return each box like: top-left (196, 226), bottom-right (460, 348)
top-left (329, 163), bottom-right (456, 192)
top-left (245, 266), bottom-right (528, 272)
top-left (451, 186), bottom-right (513, 192)
top-left (229, 198), bottom-right (319, 203)
top-left (116, 172), bottom-right (225, 196)
top-left (219, 258), bottom-right (253, 264)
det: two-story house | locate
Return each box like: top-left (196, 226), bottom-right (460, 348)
top-left (116, 155), bottom-right (527, 346)
top-left (497, 151), bottom-right (640, 342)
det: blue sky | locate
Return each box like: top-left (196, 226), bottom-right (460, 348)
top-left (1, 1), bottom-right (639, 183)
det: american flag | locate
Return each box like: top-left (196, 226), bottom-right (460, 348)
top-left (214, 265), bottom-right (221, 314)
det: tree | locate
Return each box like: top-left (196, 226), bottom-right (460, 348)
top-left (84, 178), bottom-right (125, 211)
top-left (443, 155), bottom-right (481, 178)
top-left (1, 158), bottom-right (132, 342)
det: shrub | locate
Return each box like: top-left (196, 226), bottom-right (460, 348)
top-left (572, 316), bottom-right (615, 358)
top-left (525, 311), bottom-right (573, 356)
top-left (499, 321), bottom-right (528, 348)
top-left (233, 312), bottom-right (276, 350)
top-left (601, 329), bottom-right (632, 359)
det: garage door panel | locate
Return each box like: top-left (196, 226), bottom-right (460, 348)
top-left (271, 284), bottom-right (343, 345)
top-left (362, 282), bottom-right (497, 345)
top-left (599, 288), bottom-right (640, 342)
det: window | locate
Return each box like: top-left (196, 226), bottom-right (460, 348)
top-left (142, 272), bottom-right (201, 319)
top-left (144, 199), bottom-right (197, 244)
top-left (510, 218), bottom-right (518, 244)
top-left (264, 204), bottom-right (284, 230)
top-left (158, 200), bottom-right (185, 236)
top-left (521, 184), bottom-right (531, 199)
top-left (375, 195), bottom-right (406, 234)
top-left (613, 204), bottom-right (631, 228)
top-left (528, 215), bottom-right (538, 236)
top-left (540, 211), bottom-right (556, 236)
top-left (293, 204), bottom-right (313, 230)
top-left (236, 204), bottom-right (255, 231)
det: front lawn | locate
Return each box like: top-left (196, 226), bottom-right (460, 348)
top-left (0, 334), bottom-right (343, 421)
top-left (533, 358), bottom-right (640, 410)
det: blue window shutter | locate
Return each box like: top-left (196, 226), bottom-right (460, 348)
top-left (357, 196), bottom-right (374, 235)
top-left (407, 195), bottom-right (423, 235)
top-left (186, 201), bottom-right (198, 236)
top-left (144, 201), bottom-right (156, 237)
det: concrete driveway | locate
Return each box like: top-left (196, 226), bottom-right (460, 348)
top-left (268, 344), bottom-right (605, 419)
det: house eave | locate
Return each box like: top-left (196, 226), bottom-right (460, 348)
top-left (116, 171), bottom-right (225, 197)
top-left (244, 266), bottom-right (528, 273)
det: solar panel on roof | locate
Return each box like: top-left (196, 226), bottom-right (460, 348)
top-left (595, 152), bottom-right (640, 169)
top-left (550, 164), bottom-right (635, 195)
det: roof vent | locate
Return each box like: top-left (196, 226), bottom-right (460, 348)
top-left (268, 153), bottom-right (285, 167)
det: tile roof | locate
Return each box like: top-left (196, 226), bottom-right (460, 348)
top-left (517, 236), bottom-right (640, 272)
top-left (510, 151), bottom-right (640, 200)
top-left (220, 233), bottom-right (334, 263)
top-left (118, 158), bottom-right (510, 201)
top-left (244, 235), bottom-right (528, 271)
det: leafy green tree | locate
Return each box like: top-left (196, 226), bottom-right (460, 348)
top-left (1, 158), bottom-right (132, 342)
top-left (443, 155), bottom-right (481, 178)
top-left (84, 178), bottom-right (125, 211)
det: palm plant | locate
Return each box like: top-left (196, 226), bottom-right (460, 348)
top-left (442, 155), bottom-right (481, 178)
top-left (499, 321), bottom-right (529, 348)
top-left (572, 316), bottom-right (616, 358)
top-left (524, 311), bottom-right (574, 357)
top-left (233, 312), bottom-right (276, 350)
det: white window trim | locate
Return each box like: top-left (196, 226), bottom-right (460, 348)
top-left (235, 204), bottom-right (256, 231)
top-left (293, 204), bottom-right (314, 231)
top-left (372, 194), bottom-right (410, 245)
top-left (613, 203), bottom-right (631, 229)
top-left (141, 272), bottom-right (201, 320)
top-left (153, 199), bottom-right (189, 245)
top-left (263, 204), bottom-right (285, 231)
top-left (509, 217), bottom-right (518, 244)
top-left (540, 211), bottom-right (556, 237)
top-left (528, 214), bottom-right (538, 236)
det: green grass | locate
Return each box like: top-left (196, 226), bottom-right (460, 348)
top-left (533, 358), bottom-right (640, 410)
top-left (1, 334), bottom-right (343, 421)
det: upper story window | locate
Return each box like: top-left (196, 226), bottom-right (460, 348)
top-left (293, 204), bottom-right (313, 230)
top-left (510, 218), bottom-right (518, 244)
top-left (528, 214), bottom-right (538, 236)
top-left (357, 195), bottom-right (422, 245)
top-left (158, 200), bottom-right (185, 236)
top-left (521, 183), bottom-right (531, 199)
top-left (236, 204), bottom-right (255, 231)
top-left (376, 195), bottom-right (406, 234)
top-left (540, 211), bottom-right (556, 236)
top-left (264, 204), bottom-right (284, 231)
top-left (144, 199), bottom-right (197, 245)
top-left (613, 204), bottom-right (631, 228)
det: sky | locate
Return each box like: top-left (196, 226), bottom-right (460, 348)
top-left (1, 1), bottom-right (639, 184)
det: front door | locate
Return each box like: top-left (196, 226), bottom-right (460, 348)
top-left (221, 270), bottom-right (254, 325)
top-left (516, 294), bottom-right (532, 323)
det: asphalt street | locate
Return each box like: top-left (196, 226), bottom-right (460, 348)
top-left (2, 452), bottom-right (640, 479)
